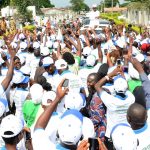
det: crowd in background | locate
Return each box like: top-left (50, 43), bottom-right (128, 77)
top-left (0, 4), bottom-right (150, 150)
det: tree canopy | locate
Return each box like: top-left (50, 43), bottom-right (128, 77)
top-left (0, 0), bottom-right (54, 9)
top-left (104, 0), bottom-right (120, 8)
top-left (125, 0), bottom-right (142, 2)
top-left (70, 0), bottom-right (90, 12)
top-left (125, 0), bottom-right (150, 9)
top-left (0, 0), bottom-right (10, 8)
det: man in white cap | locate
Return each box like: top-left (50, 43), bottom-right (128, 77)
top-left (55, 59), bottom-right (83, 93)
top-left (111, 123), bottom-right (138, 150)
top-left (95, 67), bottom-right (135, 140)
top-left (0, 114), bottom-right (25, 150)
top-left (32, 79), bottom-right (68, 150)
top-left (89, 4), bottom-right (100, 28)
top-left (78, 39), bottom-right (103, 94)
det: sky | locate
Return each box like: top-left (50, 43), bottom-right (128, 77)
top-left (50, 0), bottom-right (125, 8)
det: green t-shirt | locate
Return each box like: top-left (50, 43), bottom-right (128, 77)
top-left (128, 79), bottom-right (142, 93)
top-left (23, 100), bottom-right (40, 128)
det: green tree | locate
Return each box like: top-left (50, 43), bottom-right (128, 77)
top-left (0, 0), bottom-right (10, 8)
top-left (105, 0), bottom-right (119, 7)
top-left (125, 0), bottom-right (142, 2)
top-left (10, 0), bottom-right (54, 16)
top-left (38, 0), bottom-right (54, 8)
top-left (7, 0), bottom-right (54, 21)
top-left (125, 0), bottom-right (150, 9)
top-left (70, 0), bottom-right (89, 12)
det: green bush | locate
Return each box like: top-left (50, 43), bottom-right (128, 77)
top-left (100, 13), bottom-right (142, 33)
top-left (23, 25), bottom-right (36, 32)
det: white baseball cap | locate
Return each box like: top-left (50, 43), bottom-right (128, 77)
top-left (64, 92), bottom-right (86, 111)
top-left (135, 53), bottom-right (145, 62)
top-left (82, 46), bottom-right (92, 57)
top-left (42, 56), bottom-right (54, 67)
top-left (58, 109), bottom-right (83, 145)
top-left (20, 65), bottom-right (31, 75)
top-left (0, 98), bottom-right (8, 117)
top-left (111, 123), bottom-right (138, 150)
top-left (20, 42), bottom-right (27, 50)
top-left (116, 39), bottom-right (125, 49)
top-left (19, 33), bottom-right (25, 40)
top-left (11, 42), bottom-right (17, 49)
top-left (12, 72), bottom-right (29, 84)
top-left (18, 55), bottom-right (25, 65)
top-left (42, 91), bottom-right (56, 106)
top-left (33, 41), bottom-right (40, 49)
top-left (114, 75), bottom-right (128, 93)
top-left (82, 117), bottom-right (95, 139)
top-left (92, 4), bottom-right (97, 8)
top-left (40, 47), bottom-right (50, 56)
top-left (55, 59), bottom-right (68, 70)
top-left (86, 55), bottom-right (96, 67)
top-left (30, 84), bottom-right (44, 104)
top-left (140, 38), bottom-right (149, 45)
top-left (50, 34), bottom-right (56, 41)
top-left (0, 114), bottom-right (24, 138)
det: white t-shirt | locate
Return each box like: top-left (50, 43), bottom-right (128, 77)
top-left (43, 70), bottom-right (60, 92)
top-left (17, 51), bottom-right (29, 63)
top-left (45, 112), bottom-right (60, 144)
top-left (32, 128), bottom-right (56, 150)
top-left (98, 90), bottom-right (135, 137)
top-left (0, 84), bottom-right (9, 112)
top-left (89, 10), bottom-right (99, 20)
top-left (60, 70), bottom-right (83, 93)
top-left (78, 63), bottom-right (101, 95)
top-left (10, 88), bottom-right (29, 120)
top-left (89, 10), bottom-right (99, 27)
top-left (25, 53), bottom-right (35, 66)
top-left (30, 57), bottom-right (40, 79)
top-left (1, 67), bottom-right (8, 76)
top-left (78, 67), bottom-right (94, 90)
top-left (134, 123), bottom-right (150, 150)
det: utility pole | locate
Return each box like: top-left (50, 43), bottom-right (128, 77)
top-left (104, 0), bottom-right (105, 14)
top-left (112, 0), bottom-right (113, 16)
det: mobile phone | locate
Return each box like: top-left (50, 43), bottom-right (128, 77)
top-left (123, 66), bottom-right (128, 73)
top-left (88, 138), bottom-right (99, 150)
top-left (117, 59), bottom-right (121, 66)
top-left (62, 79), bottom-right (69, 87)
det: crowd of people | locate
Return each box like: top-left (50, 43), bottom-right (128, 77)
top-left (0, 4), bottom-right (149, 150)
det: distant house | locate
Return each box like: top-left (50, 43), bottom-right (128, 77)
top-left (1, 6), bottom-right (36, 18)
top-left (104, 7), bottom-right (127, 13)
top-left (40, 8), bottom-right (76, 20)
